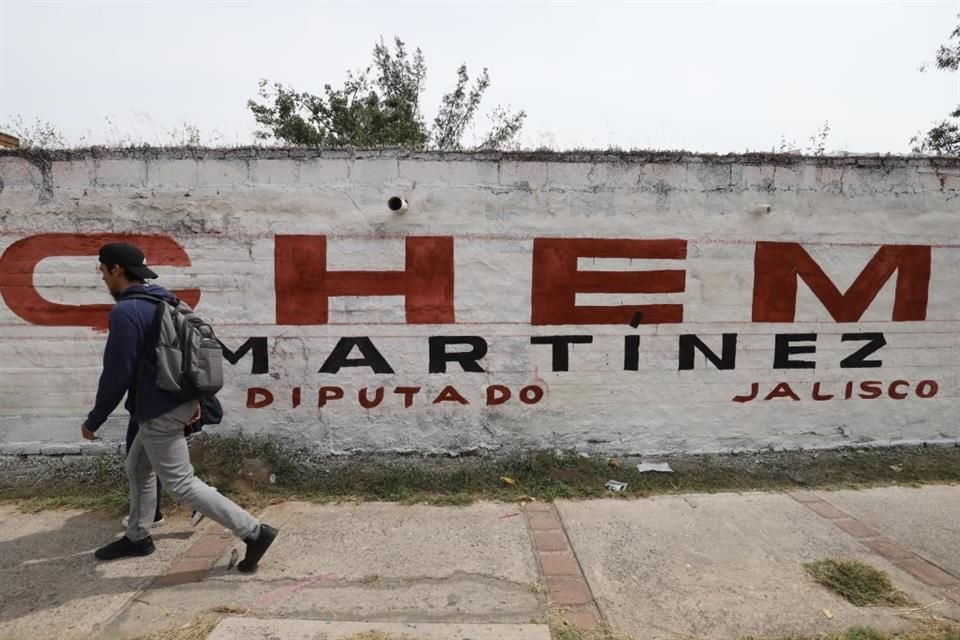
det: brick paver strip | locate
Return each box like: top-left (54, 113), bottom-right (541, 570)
top-left (154, 558), bottom-right (213, 587)
top-left (788, 491), bottom-right (960, 607)
top-left (832, 518), bottom-right (880, 539)
top-left (786, 491), bottom-right (824, 504)
top-left (546, 577), bottom-right (594, 606)
top-left (154, 569), bottom-right (208, 587)
top-left (897, 559), bottom-right (960, 587)
top-left (524, 504), bottom-right (604, 630)
top-left (186, 534), bottom-right (233, 559)
top-left (862, 538), bottom-right (914, 561)
top-left (539, 553), bottom-right (580, 576)
top-left (803, 501), bottom-right (850, 520)
top-left (527, 512), bottom-right (563, 531)
top-left (524, 502), bottom-right (553, 513)
top-left (533, 531), bottom-right (569, 552)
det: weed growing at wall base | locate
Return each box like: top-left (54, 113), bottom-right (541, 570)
top-left (3, 441), bottom-right (960, 512)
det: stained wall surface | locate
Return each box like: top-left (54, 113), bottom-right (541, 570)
top-left (0, 149), bottom-right (957, 455)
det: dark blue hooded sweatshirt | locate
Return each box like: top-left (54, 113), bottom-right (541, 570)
top-left (85, 284), bottom-right (184, 431)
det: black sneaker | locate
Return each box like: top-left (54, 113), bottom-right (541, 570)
top-left (237, 524), bottom-right (278, 573)
top-left (95, 536), bottom-right (155, 560)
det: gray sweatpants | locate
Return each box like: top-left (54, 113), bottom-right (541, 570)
top-left (126, 400), bottom-right (259, 542)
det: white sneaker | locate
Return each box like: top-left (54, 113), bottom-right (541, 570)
top-left (121, 515), bottom-right (166, 528)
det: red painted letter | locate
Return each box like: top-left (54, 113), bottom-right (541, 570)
top-left (318, 386), bottom-right (344, 407)
top-left (247, 388), bottom-right (274, 408)
top-left (0, 233), bottom-right (200, 330)
top-left (275, 236), bottom-right (454, 325)
top-left (531, 238), bottom-right (687, 325)
top-left (752, 242), bottom-right (930, 322)
top-left (486, 385), bottom-right (511, 406)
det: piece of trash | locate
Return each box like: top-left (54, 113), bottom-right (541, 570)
top-left (822, 608), bottom-right (833, 620)
top-left (498, 512), bottom-right (520, 520)
top-left (227, 548), bottom-right (239, 570)
top-left (785, 470), bottom-right (807, 485)
top-left (636, 462), bottom-right (673, 473)
top-left (608, 458), bottom-right (622, 469)
top-left (889, 465), bottom-right (903, 473)
top-left (578, 452), bottom-right (590, 458)
top-left (605, 480), bottom-right (628, 493)
top-left (500, 476), bottom-right (517, 486)
top-left (269, 473), bottom-right (277, 484)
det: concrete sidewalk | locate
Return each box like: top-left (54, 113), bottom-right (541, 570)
top-left (0, 485), bottom-right (958, 640)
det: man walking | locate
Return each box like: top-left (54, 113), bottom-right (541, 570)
top-left (81, 242), bottom-right (277, 573)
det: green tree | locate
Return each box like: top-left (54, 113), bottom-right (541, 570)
top-left (248, 37), bottom-right (525, 150)
top-left (913, 17), bottom-right (960, 154)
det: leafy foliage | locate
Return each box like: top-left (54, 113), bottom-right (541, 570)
top-left (913, 16), bottom-right (960, 154)
top-left (248, 37), bottom-right (525, 150)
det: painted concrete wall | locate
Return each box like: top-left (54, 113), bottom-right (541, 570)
top-left (0, 149), bottom-right (957, 456)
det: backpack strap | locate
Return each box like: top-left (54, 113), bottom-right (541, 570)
top-left (118, 292), bottom-right (172, 413)
top-left (120, 292), bottom-right (178, 306)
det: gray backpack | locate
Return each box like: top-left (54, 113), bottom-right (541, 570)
top-left (125, 293), bottom-right (224, 400)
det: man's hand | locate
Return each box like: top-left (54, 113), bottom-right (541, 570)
top-left (188, 403), bottom-right (201, 427)
top-left (81, 424), bottom-right (98, 441)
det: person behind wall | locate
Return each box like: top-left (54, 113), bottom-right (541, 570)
top-left (80, 242), bottom-right (277, 572)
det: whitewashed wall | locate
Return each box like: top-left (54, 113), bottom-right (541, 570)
top-left (0, 149), bottom-right (957, 455)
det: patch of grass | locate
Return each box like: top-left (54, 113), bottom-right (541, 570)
top-left (803, 558), bottom-right (914, 607)
top-left (743, 620), bottom-right (960, 640)
top-left (126, 615), bottom-right (219, 640)
top-left (550, 614), bottom-right (637, 640)
top-left (12, 487), bottom-right (128, 513)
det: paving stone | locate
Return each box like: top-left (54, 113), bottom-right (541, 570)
top-left (833, 518), bottom-right (880, 539)
top-left (539, 552), bottom-right (580, 576)
top-left (863, 538), bottom-right (914, 560)
top-left (897, 559), bottom-right (959, 587)
top-left (533, 531), bottom-right (569, 552)
top-left (546, 577), bottom-right (594, 606)
top-left (186, 535), bottom-right (232, 558)
top-left (527, 512), bottom-right (563, 531)
top-left (805, 501), bottom-right (850, 520)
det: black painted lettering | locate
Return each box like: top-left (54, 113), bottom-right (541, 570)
top-left (220, 337), bottom-right (269, 374)
top-left (840, 333), bottom-right (886, 369)
top-left (428, 336), bottom-right (488, 373)
top-left (773, 333), bottom-right (817, 369)
top-left (678, 334), bottom-right (737, 370)
top-left (318, 337), bottom-right (395, 374)
top-left (530, 335), bottom-right (593, 372)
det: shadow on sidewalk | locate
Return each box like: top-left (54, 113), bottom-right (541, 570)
top-left (0, 510), bottom-right (193, 630)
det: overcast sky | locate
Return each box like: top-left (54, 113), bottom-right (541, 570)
top-left (1, 0), bottom-right (958, 153)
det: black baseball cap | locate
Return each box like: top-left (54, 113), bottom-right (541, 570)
top-left (98, 243), bottom-right (159, 280)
